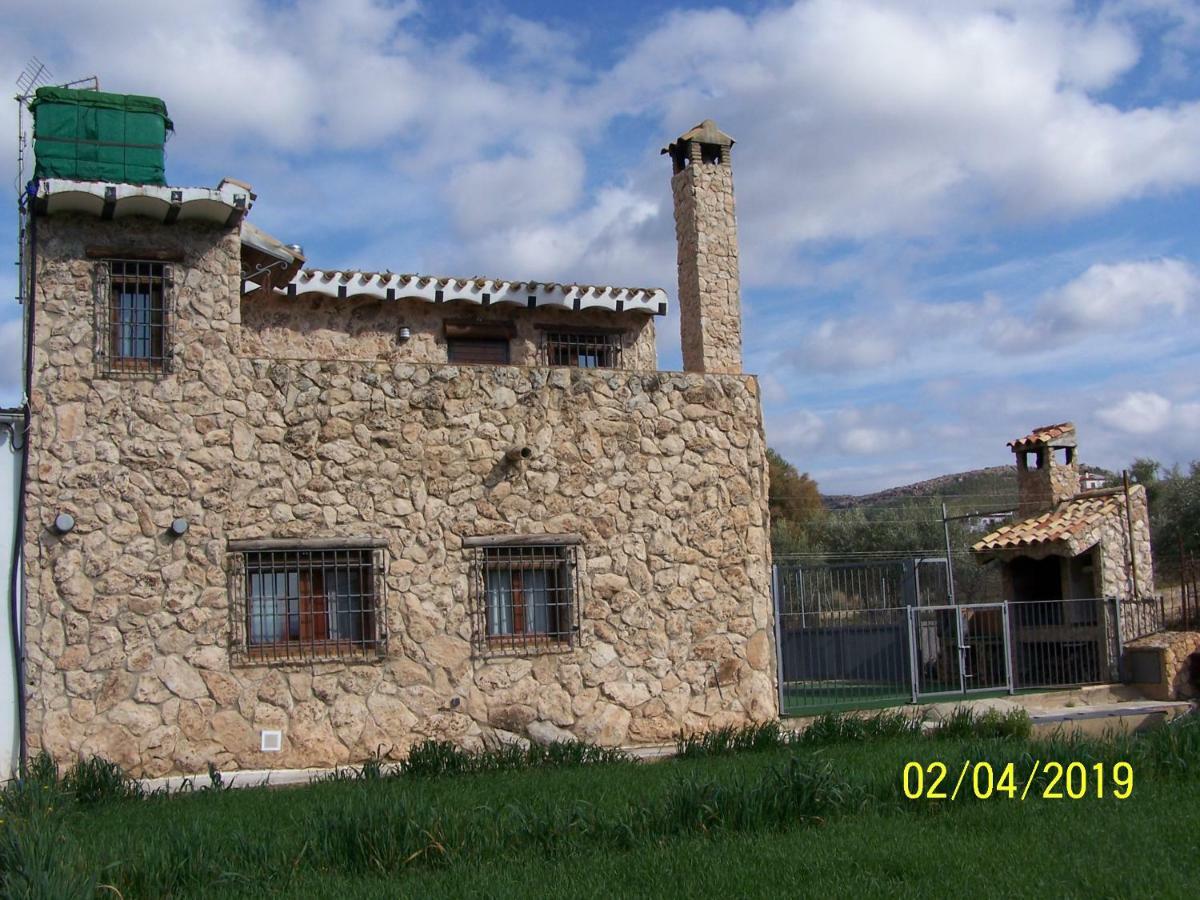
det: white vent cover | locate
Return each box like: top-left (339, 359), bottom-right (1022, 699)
top-left (260, 730), bottom-right (282, 752)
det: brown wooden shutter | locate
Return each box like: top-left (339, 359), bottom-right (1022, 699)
top-left (447, 338), bottom-right (510, 364)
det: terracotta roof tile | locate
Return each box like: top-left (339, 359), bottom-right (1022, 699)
top-left (973, 490), bottom-right (1121, 553)
top-left (1008, 422), bottom-right (1075, 450)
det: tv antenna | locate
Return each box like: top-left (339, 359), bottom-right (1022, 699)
top-left (14, 60), bottom-right (99, 305)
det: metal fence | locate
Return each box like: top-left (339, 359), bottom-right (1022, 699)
top-left (1118, 596), bottom-right (1165, 644)
top-left (774, 560), bottom-right (1140, 715)
top-left (774, 557), bottom-right (950, 614)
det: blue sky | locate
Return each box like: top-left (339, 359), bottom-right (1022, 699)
top-left (4, 0), bottom-right (1200, 493)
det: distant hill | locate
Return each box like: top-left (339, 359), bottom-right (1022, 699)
top-left (824, 464), bottom-right (1117, 514)
top-left (823, 466), bottom-right (1018, 514)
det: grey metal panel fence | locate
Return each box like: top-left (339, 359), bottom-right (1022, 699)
top-left (777, 606), bottom-right (913, 714)
top-left (774, 560), bottom-right (1139, 715)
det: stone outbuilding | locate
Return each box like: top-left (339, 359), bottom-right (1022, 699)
top-left (18, 89), bottom-right (775, 777)
top-left (973, 423), bottom-right (1154, 603)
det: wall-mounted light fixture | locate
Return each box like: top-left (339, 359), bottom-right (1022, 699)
top-left (169, 518), bottom-right (189, 537)
top-left (52, 513), bottom-right (75, 535)
top-left (397, 326), bottom-right (412, 341)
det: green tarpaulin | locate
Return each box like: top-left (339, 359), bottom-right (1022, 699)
top-left (31, 86), bottom-right (173, 186)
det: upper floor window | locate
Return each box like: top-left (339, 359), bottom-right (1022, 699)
top-left (95, 260), bottom-right (173, 376)
top-left (447, 337), bottom-right (510, 364)
top-left (445, 320), bottom-right (513, 365)
top-left (541, 329), bottom-right (623, 369)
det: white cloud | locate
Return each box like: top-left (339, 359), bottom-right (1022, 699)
top-left (840, 426), bottom-right (908, 455)
top-left (760, 373), bottom-right (789, 404)
top-left (1097, 390), bottom-right (1174, 433)
top-left (767, 409), bottom-right (826, 454)
top-left (799, 319), bottom-right (901, 372)
top-left (1044, 258), bottom-right (1199, 331)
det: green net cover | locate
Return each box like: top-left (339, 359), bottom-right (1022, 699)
top-left (30, 87), bottom-right (174, 186)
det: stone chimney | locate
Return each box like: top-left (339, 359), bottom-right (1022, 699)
top-left (662, 120), bottom-right (742, 374)
top-left (1009, 423), bottom-right (1081, 517)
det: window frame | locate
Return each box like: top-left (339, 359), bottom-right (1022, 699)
top-left (538, 327), bottom-right (624, 369)
top-left (94, 258), bottom-right (174, 377)
top-left (467, 537), bottom-right (582, 655)
top-left (228, 540), bottom-right (388, 664)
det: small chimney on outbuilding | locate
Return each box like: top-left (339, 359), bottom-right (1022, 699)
top-left (662, 119), bottom-right (742, 375)
top-left (1009, 423), bottom-right (1081, 517)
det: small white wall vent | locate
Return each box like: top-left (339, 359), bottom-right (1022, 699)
top-left (260, 730), bottom-right (282, 752)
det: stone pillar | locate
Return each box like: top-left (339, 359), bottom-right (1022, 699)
top-left (664, 120), bottom-right (742, 375)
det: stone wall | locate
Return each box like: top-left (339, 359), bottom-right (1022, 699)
top-left (1126, 631), bottom-right (1200, 700)
top-left (1080, 487), bottom-right (1154, 600)
top-left (671, 162), bottom-right (742, 375)
top-left (24, 214), bottom-right (775, 777)
top-left (240, 291), bottom-right (658, 371)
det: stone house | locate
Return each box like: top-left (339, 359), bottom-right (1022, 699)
top-left (973, 423), bottom-right (1154, 603)
top-left (20, 103), bottom-right (775, 777)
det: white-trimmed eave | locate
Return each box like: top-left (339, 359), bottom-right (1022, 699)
top-left (33, 178), bottom-right (254, 226)
top-left (280, 270), bottom-right (668, 316)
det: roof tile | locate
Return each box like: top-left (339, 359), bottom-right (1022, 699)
top-left (973, 489), bottom-right (1121, 552)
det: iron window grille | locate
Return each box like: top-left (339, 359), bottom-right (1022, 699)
top-left (540, 330), bottom-right (623, 369)
top-left (229, 545), bottom-right (387, 664)
top-left (94, 259), bottom-right (174, 376)
top-left (471, 543), bottom-right (580, 654)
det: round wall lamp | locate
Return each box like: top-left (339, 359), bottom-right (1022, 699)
top-left (52, 513), bottom-right (75, 535)
top-left (169, 518), bottom-right (189, 537)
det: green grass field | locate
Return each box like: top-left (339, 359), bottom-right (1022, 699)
top-left (4, 711), bottom-right (1199, 898)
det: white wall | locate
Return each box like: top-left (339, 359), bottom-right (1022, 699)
top-left (0, 411), bottom-right (23, 780)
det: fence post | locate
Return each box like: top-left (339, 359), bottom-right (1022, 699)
top-left (1002, 602), bottom-right (1015, 694)
top-left (906, 607), bottom-right (919, 704)
top-left (1110, 597), bottom-right (1126, 682)
top-left (772, 564), bottom-right (785, 717)
top-left (941, 503), bottom-right (956, 605)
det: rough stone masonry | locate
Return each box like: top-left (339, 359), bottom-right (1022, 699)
top-left (22, 121), bottom-right (776, 776)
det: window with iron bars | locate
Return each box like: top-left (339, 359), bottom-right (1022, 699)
top-left (540, 330), bottom-right (623, 369)
top-left (94, 260), bottom-right (174, 375)
top-left (228, 544), bottom-right (386, 663)
top-left (470, 543), bottom-right (580, 654)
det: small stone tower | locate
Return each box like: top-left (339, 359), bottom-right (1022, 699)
top-left (663, 120), bottom-right (742, 374)
top-left (1009, 423), bottom-right (1082, 517)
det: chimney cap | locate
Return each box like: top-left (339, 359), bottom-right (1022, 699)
top-left (1008, 422), bottom-right (1076, 451)
top-left (661, 119), bottom-right (736, 156)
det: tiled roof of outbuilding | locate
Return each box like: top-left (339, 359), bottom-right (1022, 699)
top-left (972, 489), bottom-right (1122, 553)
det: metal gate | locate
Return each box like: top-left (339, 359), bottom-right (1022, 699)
top-left (910, 603), bottom-right (1011, 698)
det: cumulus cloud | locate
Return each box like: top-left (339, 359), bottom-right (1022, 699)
top-left (767, 409), bottom-right (827, 454)
top-left (840, 426), bottom-right (906, 455)
top-left (1043, 258), bottom-right (1199, 330)
top-left (800, 318), bottom-right (902, 372)
top-left (1097, 390), bottom-right (1174, 434)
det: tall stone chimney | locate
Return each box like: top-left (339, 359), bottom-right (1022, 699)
top-left (662, 120), bottom-right (742, 374)
top-left (1009, 423), bottom-right (1081, 517)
